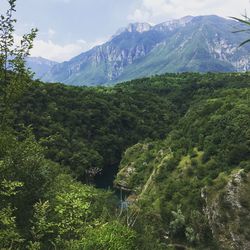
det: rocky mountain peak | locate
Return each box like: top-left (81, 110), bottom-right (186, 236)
top-left (113, 22), bottom-right (152, 38)
top-left (155, 15), bottom-right (194, 31)
top-left (127, 22), bottom-right (152, 33)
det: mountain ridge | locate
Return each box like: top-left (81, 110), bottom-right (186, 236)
top-left (26, 56), bottom-right (58, 79)
top-left (41, 15), bottom-right (250, 85)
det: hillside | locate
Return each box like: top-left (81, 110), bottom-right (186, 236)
top-left (42, 15), bottom-right (250, 86)
top-left (115, 74), bottom-right (250, 248)
top-left (12, 72), bottom-right (250, 249)
top-left (26, 57), bottom-right (58, 78)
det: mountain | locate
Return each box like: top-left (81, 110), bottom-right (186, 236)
top-left (42, 15), bottom-right (250, 85)
top-left (26, 57), bottom-right (58, 79)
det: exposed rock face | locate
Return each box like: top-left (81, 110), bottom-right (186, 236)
top-left (203, 170), bottom-right (250, 250)
top-left (114, 143), bottom-right (147, 191)
top-left (115, 162), bottom-right (136, 190)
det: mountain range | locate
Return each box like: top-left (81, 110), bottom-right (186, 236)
top-left (26, 57), bottom-right (58, 79)
top-left (29, 15), bottom-right (250, 86)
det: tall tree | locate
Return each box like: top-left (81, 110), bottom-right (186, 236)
top-left (0, 0), bottom-right (37, 126)
top-left (0, 2), bottom-right (37, 247)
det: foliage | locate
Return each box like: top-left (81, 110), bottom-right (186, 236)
top-left (0, 179), bottom-right (23, 249)
top-left (1, 71), bottom-right (250, 249)
top-left (81, 221), bottom-right (137, 250)
top-left (0, 2), bottom-right (137, 250)
top-left (13, 73), bottom-right (250, 186)
top-left (28, 178), bottom-right (123, 249)
top-left (14, 80), bottom-right (178, 183)
top-left (231, 15), bottom-right (250, 46)
top-left (0, 0), bottom-right (37, 126)
top-left (1, 4), bottom-right (250, 248)
top-left (170, 207), bottom-right (185, 237)
top-left (114, 72), bottom-right (250, 248)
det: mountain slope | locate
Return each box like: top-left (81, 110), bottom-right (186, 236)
top-left (117, 16), bottom-right (243, 81)
top-left (43, 15), bottom-right (250, 85)
top-left (26, 57), bottom-right (58, 78)
top-left (42, 25), bottom-right (169, 85)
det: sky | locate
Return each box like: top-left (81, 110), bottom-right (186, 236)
top-left (1, 0), bottom-right (250, 62)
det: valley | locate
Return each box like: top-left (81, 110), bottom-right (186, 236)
top-left (12, 72), bottom-right (250, 249)
top-left (1, 1), bottom-right (250, 249)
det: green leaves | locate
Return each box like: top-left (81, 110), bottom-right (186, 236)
top-left (231, 16), bottom-right (250, 46)
top-left (230, 16), bottom-right (250, 27)
top-left (170, 207), bottom-right (186, 236)
top-left (54, 186), bottom-right (92, 238)
top-left (0, 179), bottom-right (23, 197)
top-left (0, 1), bottom-right (138, 249)
top-left (29, 200), bottom-right (54, 247)
top-left (0, 177), bottom-right (23, 249)
top-left (0, 0), bottom-right (37, 127)
top-left (0, 206), bottom-right (23, 249)
top-left (82, 221), bottom-right (137, 250)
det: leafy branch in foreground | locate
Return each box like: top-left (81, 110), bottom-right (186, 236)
top-left (0, 0), bottom-right (37, 126)
top-left (230, 15), bottom-right (250, 46)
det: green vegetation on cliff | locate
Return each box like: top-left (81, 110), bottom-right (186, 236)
top-left (115, 73), bottom-right (250, 249)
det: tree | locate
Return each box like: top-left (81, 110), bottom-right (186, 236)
top-left (0, 179), bottom-right (24, 249)
top-left (169, 207), bottom-right (186, 237)
top-left (0, 0), bottom-right (37, 126)
top-left (82, 221), bottom-right (137, 250)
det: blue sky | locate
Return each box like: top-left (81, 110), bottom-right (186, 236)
top-left (1, 0), bottom-right (249, 62)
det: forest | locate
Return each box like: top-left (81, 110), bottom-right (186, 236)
top-left (1, 71), bottom-right (250, 249)
top-left (1, 0), bottom-right (250, 249)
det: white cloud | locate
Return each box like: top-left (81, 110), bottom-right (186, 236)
top-left (128, 0), bottom-right (250, 23)
top-left (30, 37), bottom-right (108, 62)
top-left (13, 32), bottom-right (108, 62)
top-left (30, 40), bottom-right (85, 62)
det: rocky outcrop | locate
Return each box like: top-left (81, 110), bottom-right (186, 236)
top-left (203, 170), bottom-right (250, 250)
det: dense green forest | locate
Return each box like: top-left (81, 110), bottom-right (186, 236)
top-left (13, 73), bottom-right (250, 188)
top-left (2, 72), bottom-right (249, 249)
top-left (1, 1), bottom-right (250, 249)
top-left (13, 78), bottom-right (178, 186)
